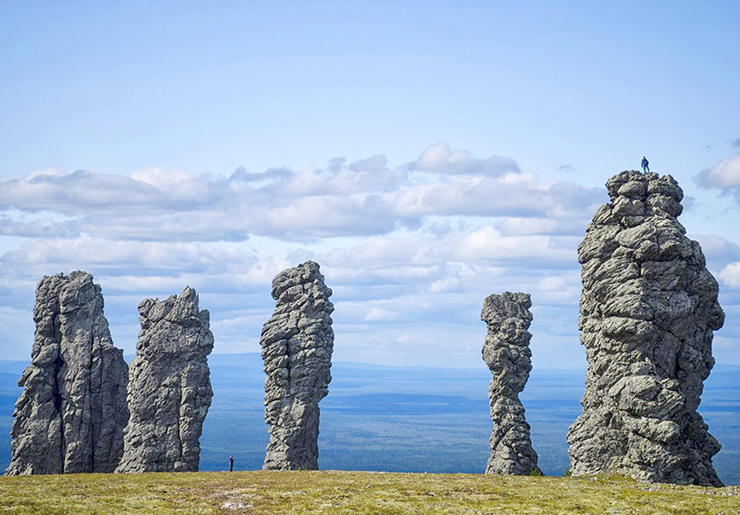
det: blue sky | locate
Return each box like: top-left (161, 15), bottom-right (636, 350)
top-left (1, 1), bottom-right (739, 368)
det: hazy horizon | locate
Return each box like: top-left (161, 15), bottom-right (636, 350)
top-left (1, 355), bottom-right (738, 484)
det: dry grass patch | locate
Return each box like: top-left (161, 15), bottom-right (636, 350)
top-left (0, 470), bottom-right (738, 514)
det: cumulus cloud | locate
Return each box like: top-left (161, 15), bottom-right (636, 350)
top-left (391, 176), bottom-right (601, 220)
top-left (0, 146), bottom-right (601, 243)
top-left (364, 307), bottom-right (398, 322)
top-left (719, 262), bottom-right (740, 288)
top-left (2, 143), bottom-right (731, 367)
top-left (696, 155), bottom-right (740, 189)
top-left (690, 234), bottom-right (740, 270)
top-left (495, 217), bottom-right (588, 236)
top-left (0, 215), bottom-right (80, 238)
top-left (409, 142), bottom-right (520, 176)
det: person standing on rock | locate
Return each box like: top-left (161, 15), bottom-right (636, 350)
top-left (229, 456), bottom-right (234, 472)
top-left (641, 156), bottom-right (650, 173)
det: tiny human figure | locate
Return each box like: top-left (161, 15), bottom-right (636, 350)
top-left (229, 455), bottom-right (234, 472)
top-left (641, 156), bottom-right (650, 173)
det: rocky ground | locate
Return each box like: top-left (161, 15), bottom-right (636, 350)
top-left (1, 470), bottom-right (739, 514)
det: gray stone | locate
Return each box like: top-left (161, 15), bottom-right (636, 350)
top-left (261, 261), bottom-right (334, 470)
top-left (6, 271), bottom-right (128, 475)
top-left (481, 292), bottom-right (540, 476)
top-left (567, 170), bottom-right (724, 486)
top-left (116, 286), bottom-right (213, 473)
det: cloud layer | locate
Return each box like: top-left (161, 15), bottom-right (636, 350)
top-left (0, 144), bottom-right (737, 369)
top-left (0, 144), bottom-right (603, 243)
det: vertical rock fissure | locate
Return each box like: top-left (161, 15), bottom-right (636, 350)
top-left (53, 353), bottom-right (65, 474)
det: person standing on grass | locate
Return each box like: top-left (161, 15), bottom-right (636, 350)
top-left (229, 455), bottom-right (234, 472)
top-left (641, 156), bottom-right (650, 173)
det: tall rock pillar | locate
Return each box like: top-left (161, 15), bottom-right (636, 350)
top-left (116, 286), bottom-right (214, 473)
top-left (481, 292), bottom-right (540, 475)
top-left (261, 261), bottom-right (334, 470)
top-left (6, 271), bottom-right (129, 475)
top-left (567, 171), bottom-right (724, 486)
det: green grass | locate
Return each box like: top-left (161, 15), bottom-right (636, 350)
top-left (1, 470), bottom-right (739, 514)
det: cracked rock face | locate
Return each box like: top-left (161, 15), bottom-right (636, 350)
top-left (261, 261), bottom-right (334, 470)
top-left (116, 286), bottom-right (214, 473)
top-left (481, 292), bottom-right (540, 476)
top-left (567, 171), bottom-right (724, 486)
top-left (6, 271), bottom-right (129, 475)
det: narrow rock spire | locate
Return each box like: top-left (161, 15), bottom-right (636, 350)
top-left (481, 291), bottom-right (540, 476)
top-left (6, 271), bottom-right (129, 475)
top-left (567, 171), bottom-right (724, 486)
top-left (261, 261), bottom-right (334, 470)
top-left (116, 286), bottom-right (214, 473)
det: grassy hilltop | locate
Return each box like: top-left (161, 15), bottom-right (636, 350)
top-left (1, 470), bottom-right (739, 515)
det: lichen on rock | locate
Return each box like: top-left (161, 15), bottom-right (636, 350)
top-left (567, 170), bottom-right (724, 486)
top-left (116, 286), bottom-right (214, 473)
top-left (261, 261), bottom-right (334, 470)
top-left (6, 271), bottom-right (129, 475)
top-left (481, 292), bottom-right (540, 476)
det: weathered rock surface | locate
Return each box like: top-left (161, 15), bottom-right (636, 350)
top-left (116, 286), bottom-right (213, 473)
top-left (567, 170), bottom-right (724, 486)
top-left (261, 261), bottom-right (334, 470)
top-left (6, 271), bottom-right (129, 475)
top-left (481, 292), bottom-right (540, 476)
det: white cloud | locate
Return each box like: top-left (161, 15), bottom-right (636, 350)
top-left (0, 144), bottom-right (735, 368)
top-left (391, 175), bottom-right (601, 220)
top-left (690, 233), bottom-right (740, 269)
top-left (720, 262), bottom-right (740, 288)
top-left (496, 217), bottom-right (588, 236)
top-left (364, 307), bottom-right (397, 322)
top-left (697, 155), bottom-right (740, 189)
top-left (410, 142), bottom-right (520, 176)
top-left (0, 146), bottom-right (601, 243)
top-left (0, 216), bottom-right (79, 238)
top-left (130, 167), bottom-right (200, 190)
top-left (429, 277), bottom-right (461, 293)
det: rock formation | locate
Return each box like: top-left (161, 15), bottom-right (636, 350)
top-left (6, 271), bottom-right (129, 475)
top-left (567, 171), bottom-right (724, 486)
top-left (261, 261), bottom-right (334, 470)
top-left (116, 286), bottom-right (214, 473)
top-left (481, 292), bottom-right (540, 476)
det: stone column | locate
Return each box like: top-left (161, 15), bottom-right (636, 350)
top-left (116, 286), bottom-right (214, 473)
top-left (7, 271), bottom-right (128, 475)
top-left (481, 291), bottom-right (540, 476)
top-left (567, 171), bottom-right (724, 486)
top-left (261, 261), bottom-right (334, 470)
